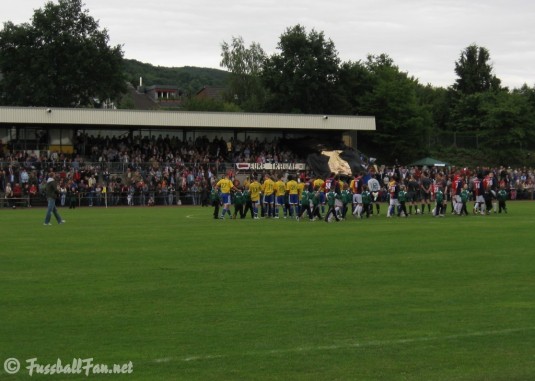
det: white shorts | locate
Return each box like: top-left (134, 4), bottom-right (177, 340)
top-left (476, 195), bottom-right (485, 203)
top-left (389, 199), bottom-right (400, 207)
top-left (353, 194), bottom-right (363, 204)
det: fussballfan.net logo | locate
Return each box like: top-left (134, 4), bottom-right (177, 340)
top-left (3, 357), bottom-right (133, 377)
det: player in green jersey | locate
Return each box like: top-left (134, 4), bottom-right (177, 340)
top-left (361, 185), bottom-right (372, 218)
top-left (324, 189), bottom-right (341, 222)
top-left (233, 188), bottom-right (245, 219)
top-left (209, 188), bottom-right (221, 220)
top-left (434, 187), bottom-right (445, 217)
top-left (297, 188), bottom-right (312, 221)
top-left (397, 185), bottom-right (408, 217)
top-left (460, 184), bottom-right (470, 216)
top-left (497, 185), bottom-right (508, 213)
top-left (340, 184), bottom-right (352, 219)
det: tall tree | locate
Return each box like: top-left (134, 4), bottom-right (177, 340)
top-left (220, 36), bottom-right (266, 112)
top-left (449, 92), bottom-right (487, 132)
top-left (262, 25), bottom-right (342, 114)
top-left (449, 45), bottom-right (504, 137)
top-left (0, 0), bottom-right (125, 107)
top-left (479, 90), bottom-right (535, 160)
top-left (453, 44), bottom-right (501, 95)
top-left (359, 54), bottom-right (431, 162)
top-left (337, 60), bottom-right (373, 115)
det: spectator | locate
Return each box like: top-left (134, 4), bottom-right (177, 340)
top-left (5, 183), bottom-right (14, 208)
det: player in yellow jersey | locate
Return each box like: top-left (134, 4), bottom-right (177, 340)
top-left (296, 178), bottom-right (306, 218)
top-left (248, 176), bottom-right (262, 219)
top-left (262, 173), bottom-right (276, 218)
top-left (274, 174), bottom-right (287, 218)
top-left (286, 175), bottom-right (299, 219)
top-left (215, 173), bottom-right (237, 219)
top-left (313, 177), bottom-right (326, 213)
top-left (242, 175), bottom-right (251, 190)
top-left (297, 178), bottom-right (306, 199)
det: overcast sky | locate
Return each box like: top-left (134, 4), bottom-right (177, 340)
top-left (3, 0), bottom-right (535, 89)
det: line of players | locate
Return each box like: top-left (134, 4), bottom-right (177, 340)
top-left (212, 169), bottom-right (509, 221)
top-left (387, 171), bottom-right (508, 217)
top-left (212, 172), bottom-right (379, 222)
top-left (386, 170), bottom-right (509, 217)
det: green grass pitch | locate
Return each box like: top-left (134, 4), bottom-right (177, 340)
top-left (1, 202), bottom-right (535, 380)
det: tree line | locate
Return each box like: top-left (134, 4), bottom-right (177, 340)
top-left (1, 1), bottom-right (534, 166)
top-left (220, 27), bottom-right (535, 166)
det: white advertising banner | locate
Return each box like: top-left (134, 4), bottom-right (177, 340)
top-left (235, 162), bottom-right (306, 171)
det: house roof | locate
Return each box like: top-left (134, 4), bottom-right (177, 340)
top-left (195, 86), bottom-right (225, 100)
top-left (146, 85), bottom-right (179, 91)
top-left (126, 84), bottom-right (160, 110)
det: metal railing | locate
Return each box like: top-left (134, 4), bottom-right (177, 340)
top-left (0, 160), bottom-right (234, 177)
top-left (0, 190), bottom-right (211, 208)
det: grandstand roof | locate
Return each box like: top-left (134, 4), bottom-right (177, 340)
top-left (0, 106), bottom-right (375, 132)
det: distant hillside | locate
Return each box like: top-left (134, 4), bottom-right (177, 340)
top-left (123, 59), bottom-right (229, 96)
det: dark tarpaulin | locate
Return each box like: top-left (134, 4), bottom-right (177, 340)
top-left (277, 136), bottom-right (365, 177)
top-left (340, 150), bottom-right (366, 175)
top-left (306, 150), bottom-right (365, 178)
top-left (306, 153), bottom-right (331, 178)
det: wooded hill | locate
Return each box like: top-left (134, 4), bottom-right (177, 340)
top-left (123, 59), bottom-right (229, 95)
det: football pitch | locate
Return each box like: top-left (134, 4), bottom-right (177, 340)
top-left (1, 202), bottom-right (535, 380)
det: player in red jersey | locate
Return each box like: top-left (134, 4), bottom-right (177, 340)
top-left (387, 175), bottom-right (400, 218)
top-left (324, 172), bottom-right (339, 193)
top-left (350, 172), bottom-right (364, 217)
top-left (482, 172), bottom-right (496, 214)
top-left (452, 171), bottom-right (464, 215)
top-left (472, 174), bottom-right (485, 214)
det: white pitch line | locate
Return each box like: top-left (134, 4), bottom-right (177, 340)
top-left (183, 355), bottom-right (224, 362)
top-left (154, 357), bottom-right (172, 363)
top-left (152, 326), bottom-right (535, 364)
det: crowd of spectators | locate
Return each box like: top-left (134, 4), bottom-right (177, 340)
top-left (1, 133), bottom-right (534, 207)
top-left (0, 133), bottom-right (306, 207)
top-left (74, 133), bottom-right (302, 168)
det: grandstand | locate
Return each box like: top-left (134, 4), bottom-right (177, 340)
top-left (0, 106), bottom-right (375, 206)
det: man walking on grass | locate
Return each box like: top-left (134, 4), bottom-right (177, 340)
top-left (44, 172), bottom-right (66, 226)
